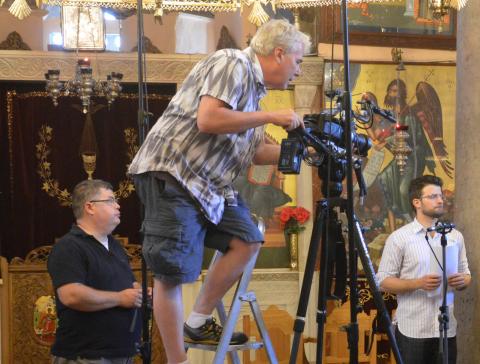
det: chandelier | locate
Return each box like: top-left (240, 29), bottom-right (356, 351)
top-left (45, 58), bottom-right (123, 114)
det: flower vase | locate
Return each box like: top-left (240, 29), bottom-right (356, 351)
top-left (287, 233), bottom-right (298, 270)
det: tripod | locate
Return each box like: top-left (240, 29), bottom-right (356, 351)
top-left (289, 193), bottom-right (404, 364)
top-left (287, 0), bottom-right (403, 362)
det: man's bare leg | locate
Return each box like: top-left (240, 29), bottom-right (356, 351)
top-left (152, 278), bottom-right (188, 363)
top-left (192, 238), bottom-right (261, 314)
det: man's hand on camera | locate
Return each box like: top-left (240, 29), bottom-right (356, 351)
top-left (270, 110), bottom-right (303, 131)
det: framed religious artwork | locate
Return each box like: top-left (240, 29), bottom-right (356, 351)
top-left (318, 1), bottom-right (456, 50)
top-left (61, 6), bottom-right (105, 50)
top-left (322, 61), bottom-right (456, 270)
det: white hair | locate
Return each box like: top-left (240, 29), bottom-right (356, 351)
top-left (250, 19), bottom-right (311, 56)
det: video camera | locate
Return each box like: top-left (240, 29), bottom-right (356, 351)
top-left (278, 95), bottom-right (372, 175)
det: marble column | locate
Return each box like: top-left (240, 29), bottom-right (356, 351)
top-left (455, 1), bottom-right (480, 363)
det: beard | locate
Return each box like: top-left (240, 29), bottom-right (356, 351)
top-left (423, 207), bottom-right (444, 219)
top-left (384, 95), bottom-right (406, 109)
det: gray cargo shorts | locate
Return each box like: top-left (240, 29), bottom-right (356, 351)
top-left (133, 171), bottom-right (264, 284)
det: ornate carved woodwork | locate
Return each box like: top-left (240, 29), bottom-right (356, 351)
top-left (0, 243), bottom-right (167, 364)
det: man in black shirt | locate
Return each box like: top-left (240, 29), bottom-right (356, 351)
top-left (48, 180), bottom-right (142, 363)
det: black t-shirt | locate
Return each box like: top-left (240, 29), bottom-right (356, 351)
top-left (47, 225), bottom-right (141, 359)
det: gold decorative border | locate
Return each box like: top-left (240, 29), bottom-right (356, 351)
top-left (36, 122), bottom-right (140, 206)
top-left (9, 243), bottom-right (145, 265)
top-left (7, 91), bottom-right (15, 200)
top-left (36, 124), bottom-right (72, 206)
top-left (44, 0), bottom-right (239, 11)
top-left (7, 91), bottom-right (172, 206)
top-left (276, 0), bottom-right (400, 8)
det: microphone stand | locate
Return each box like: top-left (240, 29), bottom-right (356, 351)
top-left (437, 224), bottom-right (453, 364)
top-left (339, 0), bottom-right (359, 361)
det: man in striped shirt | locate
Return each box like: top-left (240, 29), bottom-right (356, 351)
top-left (377, 175), bottom-right (471, 364)
top-left (129, 20), bottom-right (311, 364)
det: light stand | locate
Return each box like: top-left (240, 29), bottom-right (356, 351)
top-left (338, 1), bottom-right (359, 362)
top-left (340, 2), bottom-right (404, 363)
top-left (135, 0), bottom-right (152, 362)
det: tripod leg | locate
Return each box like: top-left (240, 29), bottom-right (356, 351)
top-left (316, 210), bottom-right (345, 364)
top-left (351, 216), bottom-right (404, 364)
top-left (315, 213), bottom-right (331, 364)
top-left (289, 200), bottom-right (327, 364)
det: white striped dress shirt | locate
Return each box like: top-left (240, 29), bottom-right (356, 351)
top-left (377, 218), bottom-right (470, 338)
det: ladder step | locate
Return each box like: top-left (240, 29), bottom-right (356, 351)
top-left (183, 249), bottom-right (278, 363)
top-left (239, 291), bottom-right (257, 302)
top-left (185, 341), bottom-right (264, 352)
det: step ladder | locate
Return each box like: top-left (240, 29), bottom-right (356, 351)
top-left (185, 248), bottom-right (278, 364)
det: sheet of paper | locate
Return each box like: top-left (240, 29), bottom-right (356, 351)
top-left (427, 244), bottom-right (458, 305)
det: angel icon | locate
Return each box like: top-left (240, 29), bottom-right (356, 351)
top-left (364, 78), bottom-right (453, 231)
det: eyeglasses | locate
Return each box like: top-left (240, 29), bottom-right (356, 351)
top-left (89, 197), bottom-right (119, 205)
top-left (420, 193), bottom-right (445, 201)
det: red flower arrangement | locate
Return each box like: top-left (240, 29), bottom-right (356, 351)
top-left (279, 206), bottom-right (311, 235)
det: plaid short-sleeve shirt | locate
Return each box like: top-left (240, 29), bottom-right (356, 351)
top-left (128, 48), bottom-right (267, 224)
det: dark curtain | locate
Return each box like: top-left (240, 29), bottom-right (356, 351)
top-left (0, 81), bottom-right (175, 260)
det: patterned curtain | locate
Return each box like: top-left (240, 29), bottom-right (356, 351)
top-left (0, 83), bottom-right (174, 260)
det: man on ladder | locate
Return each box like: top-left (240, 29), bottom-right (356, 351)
top-left (129, 19), bottom-right (311, 364)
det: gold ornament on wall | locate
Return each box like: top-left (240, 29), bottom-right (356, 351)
top-left (242, 0), bottom-right (272, 27)
top-left (0, 31), bottom-right (31, 50)
top-left (36, 124), bottom-right (138, 206)
top-left (73, 103), bottom-right (104, 179)
top-left (81, 153), bottom-right (97, 179)
top-left (37, 125), bottom-right (72, 207)
top-left (8, 0), bottom-right (32, 20)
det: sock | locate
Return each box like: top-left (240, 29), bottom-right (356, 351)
top-left (186, 311), bottom-right (212, 328)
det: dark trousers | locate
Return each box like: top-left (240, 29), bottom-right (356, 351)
top-left (395, 328), bottom-right (457, 364)
top-left (52, 357), bottom-right (134, 364)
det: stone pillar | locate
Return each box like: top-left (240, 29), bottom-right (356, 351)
top-left (455, 2), bottom-right (480, 363)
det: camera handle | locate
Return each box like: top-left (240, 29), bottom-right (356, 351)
top-left (291, 127), bottom-right (346, 161)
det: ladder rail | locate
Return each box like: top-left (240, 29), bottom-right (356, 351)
top-left (185, 249), bottom-right (278, 364)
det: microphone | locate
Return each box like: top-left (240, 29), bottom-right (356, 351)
top-left (356, 99), bottom-right (397, 124)
top-left (426, 222), bottom-right (455, 232)
top-left (370, 105), bottom-right (397, 124)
